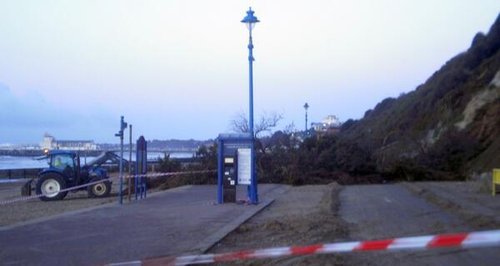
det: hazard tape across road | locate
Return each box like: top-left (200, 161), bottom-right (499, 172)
top-left (108, 229), bottom-right (500, 265)
top-left (0, 170), bottom-right (215, 205)
top-left (0, 177), bottom-right (115, 205)
top-left (121, 170), bottom-right (215, 180)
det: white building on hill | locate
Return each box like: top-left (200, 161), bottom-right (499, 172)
top-left (311, 115), bottom-right (342, 133)
top-left (40, 133), bottom-right (97, 151)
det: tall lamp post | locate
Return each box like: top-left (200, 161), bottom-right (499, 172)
top-left (241, 7), bottom-right (259, 136)
top-left (304, 102), bottom-right (309, 132)
top-left (241, 7), bottom-right (259, 204)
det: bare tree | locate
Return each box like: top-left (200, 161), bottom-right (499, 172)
top-left (230, 111), bottom-right (284, 137)
top-left (230, 112), bottom-right (250, 134)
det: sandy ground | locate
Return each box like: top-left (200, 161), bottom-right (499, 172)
top-left (0, 179), bottom-right (142, 227)
top-left (210, 181), bottom-right (500, 265)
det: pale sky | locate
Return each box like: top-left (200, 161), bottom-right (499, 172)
top-left (0, 0), bottom-right (498, 144)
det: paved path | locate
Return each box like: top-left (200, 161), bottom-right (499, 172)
top-left (340, 184), bottom-right (500, 266)
top-left (0, 184), bottom-right (283, 265)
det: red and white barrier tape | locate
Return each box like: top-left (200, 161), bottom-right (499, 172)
top-left (109, 229), bottom-right (500, 265)
top-left (0, 170), bottom-right (216, 205)
top-left (0, 177), bottom-right (114, 205)
top-left (122, 170), bottom-right (215, 180)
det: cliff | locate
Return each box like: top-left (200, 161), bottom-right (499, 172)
top-left (338, 14), bottom-right (500, 180)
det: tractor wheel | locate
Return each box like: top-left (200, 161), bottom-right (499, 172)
top-left (87, 178), bottom-right (112, 198)
top-left (36, 174), bottom-right (68, 201)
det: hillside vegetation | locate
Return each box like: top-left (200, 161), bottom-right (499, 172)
top-left (159, 15), bottom-right (500, 186)
top-left (252, 14), bottom-right (500, 184)
top-left (335, 14), bottom-right (500, 181)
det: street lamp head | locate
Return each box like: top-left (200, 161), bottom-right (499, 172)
top-left (241, 7), bottom-right (260, 31)
top-left (304, 103), bottom-right (309, 110)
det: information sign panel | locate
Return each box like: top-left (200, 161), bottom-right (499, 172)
top-left (237, 148), bottom-right (252, 185)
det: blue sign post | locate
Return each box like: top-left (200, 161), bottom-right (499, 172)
top-left (135, 136), bottom-right (147, 200)
top-left (115, 116), bottom-right (128, 205)
top-left (217, 133), bottom-right (258, 205)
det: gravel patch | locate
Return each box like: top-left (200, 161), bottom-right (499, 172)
top-left (0, 180), bottom-right (144, 228)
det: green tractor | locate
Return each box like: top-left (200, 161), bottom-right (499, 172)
top-left (22, 150), bottom-right (117, 201)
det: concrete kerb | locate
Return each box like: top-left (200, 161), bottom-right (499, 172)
top-left (115, 185), bottom-right (284, 264)
top-left (109, 198), bottom-right (277, 266)
top-left (173, 185), bottom-right (289, 258)
top-left (193, 198), bottom-right (275, 254)
top-left (191, 183), bottom-right (289, 254)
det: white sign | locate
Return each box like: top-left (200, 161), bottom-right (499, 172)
top-left (237, 148), bottom-right (252, 185)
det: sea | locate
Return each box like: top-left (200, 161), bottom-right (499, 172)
top-left (0, 151), bottom-right (194, 170)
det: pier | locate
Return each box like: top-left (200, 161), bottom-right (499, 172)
top-left (0, 148), bottom-right (197, 157)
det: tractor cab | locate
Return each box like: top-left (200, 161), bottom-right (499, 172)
top-left (45, 151), bottom-right (81, 186)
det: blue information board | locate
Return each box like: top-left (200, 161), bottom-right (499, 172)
top-left (217, 133), bottom-right (258, 204)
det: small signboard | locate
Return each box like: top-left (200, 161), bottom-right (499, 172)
top-left (237, 148), bottom-right (252, 185)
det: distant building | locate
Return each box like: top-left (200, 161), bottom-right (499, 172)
top-left (40, 133), bottom-right (97, 151)
top-left (311, 115), bottom-right (342, 134)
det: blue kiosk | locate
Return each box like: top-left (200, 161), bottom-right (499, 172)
top-left (217, 133), bottom-right (258, 204)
